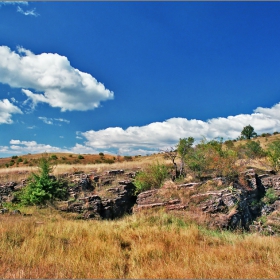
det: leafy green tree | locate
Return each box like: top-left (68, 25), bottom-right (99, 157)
top-left (19, 156), bottom-right (67, 205)
top-left (241, 125), bottom-right (257, 139)
top-left (177, 137), bottom-right (194, 176)
top-left (266, 140), bottom-right (280, 172)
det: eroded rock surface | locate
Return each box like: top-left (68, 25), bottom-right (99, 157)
top-left (133, 169), bottom-right (280, 234)
top-left (2, 166), bottom-right (280, 235)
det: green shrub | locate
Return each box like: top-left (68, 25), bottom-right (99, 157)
top-left (224, 140), bottom-right (234, 149)
top-left (134, 162), bottom-right (169, 193)
top-left (186, 146), bottom-right (208, 180)
top-left (78, 155), bottom-right (84, 159)
top-left (244, 140), bottom-right (265, 159)
top-left (266, 140), bottom-right (280, 171)
top-left (17, 157), bottom-right (23, 163)
top-left (185, 138), bottom-right (240, 180)
top-left (11, 155), bottom-right (18, 159)
top-left (19, 157), bottom-right (67, 205)
top-left (124, 156), bottom-right (133, 161)
top-left (263, 188), bottom-right (278, 204)
top-left (99, 152), bottom-right (104, 157)
top-left (50, 154), bottom-right (58, 160)
top-left (103, 158), bottom-right (115, 164)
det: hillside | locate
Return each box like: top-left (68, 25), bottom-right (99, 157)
top-left (0, 131), bottom-right (278, 172)
top-left (1, 134), bottom-right (280, 278)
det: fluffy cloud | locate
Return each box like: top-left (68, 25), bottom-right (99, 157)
top-left (0, 140), bottom-right (98, 156)
top-left (0, 99), bottom-right (22, 124)
top-left (70, 144), bottom-right (98, 154)
top-left (7, 140), bottom-right (68, 154)
top-left (2, 102), bottom-right (280, 157)
top-left (0, 46), bottom-right (114, 111)
top-left (80, 102), bottom-right (280, 155)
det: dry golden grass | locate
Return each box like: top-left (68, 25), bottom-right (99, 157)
top-left (232, 133), bottom-right (280, 149)
top-left (0, 208), bottom-right (280, 279)
top-left (0, 154), bottom-right (170, 185)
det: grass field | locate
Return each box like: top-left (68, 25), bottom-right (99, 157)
top-left (0, 208), bottom-right (280, 279)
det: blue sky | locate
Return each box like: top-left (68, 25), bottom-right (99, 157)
top-left (1, 1), bottom-right (280, 157)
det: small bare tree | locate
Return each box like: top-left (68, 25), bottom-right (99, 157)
top-left (163, 147), bottom-right (179, 180)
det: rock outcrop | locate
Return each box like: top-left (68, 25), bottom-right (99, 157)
top-left (63, 180), bottom-right (137, 220)
top-left (0, 181), bottom-right (18, 203)
top-left (1, 166), bottom-right (280, 235)
top-left (133, 169), bottom-right (280, 234)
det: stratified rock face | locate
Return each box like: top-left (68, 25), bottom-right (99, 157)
top-left (133, 169), bottom-right (280, 234)
top-left (2, 166), bottom-right (280, 235)
top-left (65, 180), bottom-right (137, 220)
top-left (134, 189), bottom-right (187, 212)
top-left (260, 174), bottom-right (280, 191)
top-left (194, 170), bottom-right (270, 230)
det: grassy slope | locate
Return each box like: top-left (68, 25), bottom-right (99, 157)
top-left (0, 209), bottom-right (280, 279)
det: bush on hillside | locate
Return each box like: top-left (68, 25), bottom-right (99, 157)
top-left (244, 140), bottom-right (265, 159)
top-left (50, 154), bottom-right (58, 160)
top-left (124, 156), bottom-right (133, 161)
top-left (266, 140), bottom-right (280, 172)
top-left (134, 162), bottom-right (169, 193)
top-left (185, 138), bottom-right (241, 180)
top-left (19, 156), bottom-right (68, 205)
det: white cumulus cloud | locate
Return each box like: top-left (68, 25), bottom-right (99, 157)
top-left (0, 99), bottom-right (22, 124)
top-left (0, 140), bottom-right (98, 156)
top-left (2, 102), bottom-right (280, 157)
top-left (0, 46), bottom-right (114, 111)
top-left (80, 102), bottom-right (280, 155)
top-left (8, 140), bottom-right (68, 154)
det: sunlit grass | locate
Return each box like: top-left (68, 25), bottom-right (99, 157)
top-left (0, 208), bottom-right (279, 279)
